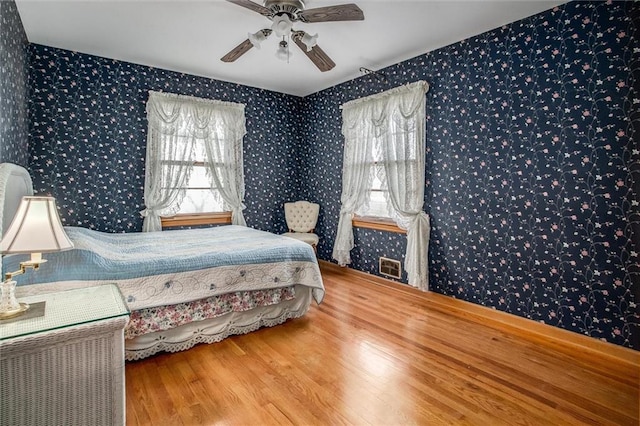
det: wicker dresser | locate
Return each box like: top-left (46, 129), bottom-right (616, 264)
top-left (0, 284), bottom-right (130, 426)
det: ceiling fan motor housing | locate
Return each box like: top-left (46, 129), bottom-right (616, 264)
top-left (264, 0), bottom-right (305, 20)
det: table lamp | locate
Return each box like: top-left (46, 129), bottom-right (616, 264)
top-left (0, 196), bottom-right (74, 319)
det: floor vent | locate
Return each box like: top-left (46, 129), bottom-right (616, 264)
top-left (379, 257), bottom-right (401, 279)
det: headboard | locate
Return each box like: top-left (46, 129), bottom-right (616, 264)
top-left (0, 163), bottom-right (34, 238)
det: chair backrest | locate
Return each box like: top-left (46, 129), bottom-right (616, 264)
top-left (284, 201), bottom-right (319, 233)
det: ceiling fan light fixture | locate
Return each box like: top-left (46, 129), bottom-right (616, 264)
top-left (301, 32), bottom-right (318, 51)
top-left (271, 14), bottom-right (293, 37)
top-left (275, 39), bottom-right (292, 61)
top-left (248, 30), bottom-right (268, 49)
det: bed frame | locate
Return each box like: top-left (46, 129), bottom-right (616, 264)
top-left (0, 163), bottom-right (315, 360)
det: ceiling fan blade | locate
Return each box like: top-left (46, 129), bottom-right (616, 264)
top-left (221, 39), bottom-right (254, 62)
top-left (292, 34), bottom-right (336, 72)
top-left (299, 3), bottom-right (364, 23)
top-left (226, 0), bottom-right (271, 17)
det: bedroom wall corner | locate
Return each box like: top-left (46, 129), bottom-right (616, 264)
top-left (279, 94), bottom-right (308, 228)
top-left (0, 0), bottom-right (29, 167)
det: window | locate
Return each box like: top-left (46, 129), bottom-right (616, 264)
top-left (142, 91), bottom-right (246, 232)
top-left (173, 161), bottom-right (224, 214)
top-left (159, 157), bottom-right (232, 228)
top-left (333, 81), bottom-right (430, 289)
top-left (352, 118), bottom-right (421, 233)
top-left (355, 159), bottom-right (390, 219)
top-left (166, 140), bottom-right (225, 215)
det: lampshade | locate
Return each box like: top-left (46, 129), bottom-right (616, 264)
top-left (271, 14), bottom-right (293, 37)
top-left (276, 40), bottom-right (292, 62)
top-left (248, 30), bottom-right (268, 49)
top-left (301, 33), bottom-right (318, 52)
top-left (0, 196), bottom-right (74, 254)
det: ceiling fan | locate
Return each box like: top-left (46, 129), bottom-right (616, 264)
top-left (221, 0), bottom-right (364, 72)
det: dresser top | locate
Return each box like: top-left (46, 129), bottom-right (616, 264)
top-left (0, 284), bottom-right (129, 341)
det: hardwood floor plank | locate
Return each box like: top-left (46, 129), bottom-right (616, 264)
top-left (125, 265), bottom-right (640, 425)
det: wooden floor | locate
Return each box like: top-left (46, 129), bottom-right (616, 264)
top-left (126, 265), bottom-right (640, 425)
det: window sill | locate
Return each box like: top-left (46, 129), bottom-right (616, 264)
top-left (161, 212), bottom-right (232, 228)
top-left (352, 216), bottom-right (406, 234)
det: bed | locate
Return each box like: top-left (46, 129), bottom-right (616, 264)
top-left (0, 163), bottom-right (324, 360)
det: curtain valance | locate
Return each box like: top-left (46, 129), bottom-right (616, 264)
top-left (340, 81), bottom-right (429, 110)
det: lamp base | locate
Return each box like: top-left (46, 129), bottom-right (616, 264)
top-left (0, 279), bottom-right (30, 320)
top-left (0, 302), bottom-right (30, 320)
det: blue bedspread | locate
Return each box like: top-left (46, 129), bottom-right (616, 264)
top-left (4, 225), bottom-right (324, 309)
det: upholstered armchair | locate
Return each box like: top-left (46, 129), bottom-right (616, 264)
top-left (282, 201), bottom-right (319, 251)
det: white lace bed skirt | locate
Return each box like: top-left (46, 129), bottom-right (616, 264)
top-left (125, 285), bottom-right (313, 360)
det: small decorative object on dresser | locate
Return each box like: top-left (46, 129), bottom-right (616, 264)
top-left (0, 284), bottom-right (130, 426)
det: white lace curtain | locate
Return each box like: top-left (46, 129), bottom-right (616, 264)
top-left (332, 81), bottom-right (431, 290)
top-left (141, 91), bottom-right (246, 232)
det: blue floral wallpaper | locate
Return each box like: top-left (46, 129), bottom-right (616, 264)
top-left (0, 0), bottom-right (29, 167)
top-left (27, 44), bottom-right (304, 234)
top-left (300, 1), bottom-right (639, 349)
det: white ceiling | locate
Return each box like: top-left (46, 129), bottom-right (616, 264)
top-left (16, 0), bottom-right (565, 97)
